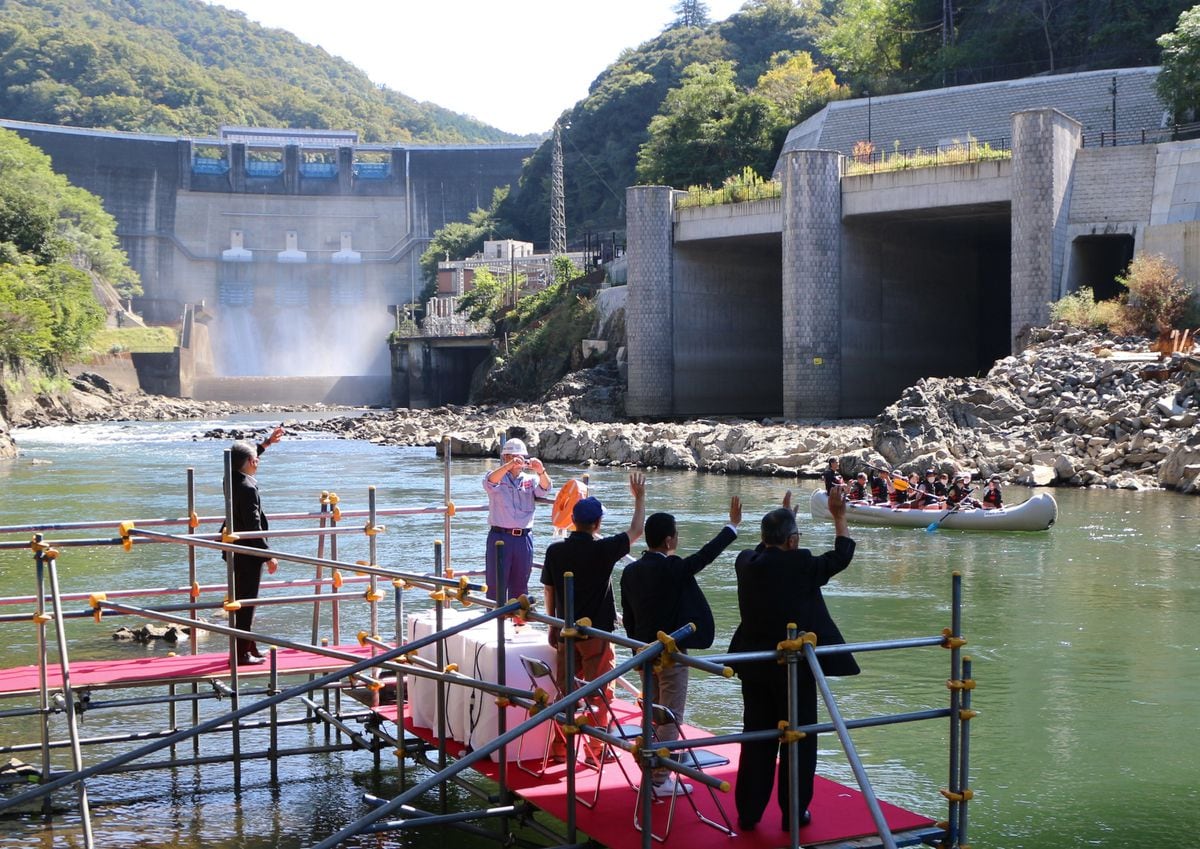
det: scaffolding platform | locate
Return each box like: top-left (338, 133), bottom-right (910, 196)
top-left (376, 700), bottom-right (940, 849)
top-left (0, 644), bottom-right (378, 697)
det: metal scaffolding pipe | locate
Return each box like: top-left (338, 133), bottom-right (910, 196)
top-left (310, 623), bottom-right (674, 849)
top-left (803, 641), bottom-right (897, 849)
top-left (0, 600), bottom-right (524, 812)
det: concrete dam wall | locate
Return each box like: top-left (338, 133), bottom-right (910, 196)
top-left (2, 120), bottom-right (534, 404)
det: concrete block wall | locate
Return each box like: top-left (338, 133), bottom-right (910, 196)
top-left (1069, 146), bottom-right (1157, 224)
top-left (625, 186), bottom-right (676, 418)
top-left (1011, 108), bottom-right (1082, 344)
top-left (780, 150), bottom-right (843, 419)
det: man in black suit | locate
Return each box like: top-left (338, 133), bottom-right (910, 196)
top-left (729, 486), bottom-right (858, 831)
top-left (620, 496), bottom-right (741, 796)
top-left (224, 427), bottom-right (283, 666)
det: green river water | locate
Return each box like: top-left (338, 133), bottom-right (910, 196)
top-left (0, 416), bottom-right (1197, 848)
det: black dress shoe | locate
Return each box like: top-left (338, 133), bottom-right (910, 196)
top-left (737, 818), bottom-right (757, 831)
top-left (238, 653), bottom-right (266, 666)
top-left (248, 642), bottom-right (264, 658)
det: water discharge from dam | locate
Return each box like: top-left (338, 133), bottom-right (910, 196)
top-left (201, 276), bottom-right (397, 405)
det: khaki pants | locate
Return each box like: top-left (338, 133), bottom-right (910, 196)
top-left (642, 658), bottom-right (690, 784)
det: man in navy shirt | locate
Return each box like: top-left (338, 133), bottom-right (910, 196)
top-left (541, 473), bottom-right (645, 759)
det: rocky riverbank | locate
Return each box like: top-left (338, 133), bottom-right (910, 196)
top-left (289, 329), bottom-right (1200, 494)
top-left (9, 328), bottom-right (1199, 495)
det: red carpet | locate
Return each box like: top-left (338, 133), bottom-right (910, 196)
top-left (389, 700), bottom-right (938, 848)
top-left (0, 644), bottom-right (377, 696)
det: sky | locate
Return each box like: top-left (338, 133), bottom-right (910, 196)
top-left (208, 0), bottom-right (747, 136)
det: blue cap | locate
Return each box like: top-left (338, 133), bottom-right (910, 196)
top-left (572, 496), bottom-right (605, 524)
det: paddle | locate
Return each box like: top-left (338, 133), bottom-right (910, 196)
top-left (865, 464), bottom-right (912, 491)
top-left (925, 488), bottom-right (974, 532)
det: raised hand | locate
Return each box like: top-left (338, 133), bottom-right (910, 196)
top-left (729, 495), bottom-right (742, 526)
top-left (629, 471), bottom-right (646, 499)
top-left (782, 490), bottom-right (796, 515)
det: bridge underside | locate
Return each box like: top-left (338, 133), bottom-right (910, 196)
top-left (673, 235), bottom-right (782, 417)
top-left (841, 203), bottom-right (1011, 416)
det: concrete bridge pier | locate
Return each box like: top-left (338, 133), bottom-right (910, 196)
top-left (780, 149), bottom-right (844, 419)
top-left (625, 186), bottom-right (676, 418)
top-left (1011, 108), bottom-right (1082, 348)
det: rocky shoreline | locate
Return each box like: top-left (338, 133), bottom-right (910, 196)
top-left (6, 328), bottom-right (1199, 495)
top-left (284, 328), bottom-right (1200, 495)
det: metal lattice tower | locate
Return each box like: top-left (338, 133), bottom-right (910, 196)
top-left (550, 122), bottom-right (566, 257)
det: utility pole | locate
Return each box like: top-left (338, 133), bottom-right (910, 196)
top-left (550, 122), bottom-right (567, 262)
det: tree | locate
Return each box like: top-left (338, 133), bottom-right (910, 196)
top-left (0, 127), bottom-right (128, 365)
top-left (669, 0), bottom-right (712, 30)
top-left (817, 0), bottom-right (911, 93)
top-left (754, 51), bottom-right (848, 127)
top-left (1158, 5), bottom-right (1200, 121)
top-left (637, 60), bottom-right (777, 187)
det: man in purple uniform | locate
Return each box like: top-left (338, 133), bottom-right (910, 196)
top-left (483, 437), bottom-right (551, 600)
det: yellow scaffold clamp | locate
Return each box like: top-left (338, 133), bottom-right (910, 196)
top-left (32, 611), bottom-right (53, 624)
top-left (777, 719), bottom-right (807, 744)
top-left (29, 536), bottom-right (49, 553)
top-left (939, 787), bottom-right (974, 803)
top-left (959, 708), bottom-right (979, 721)
top-left (331, 569), bottom-right (343, 589)
top-left (429, 589), bottom-right (447, 602)
top-left (941, 628), bottom-right (968, 650)
top-left (363, 521), bottom-right (384, 537)
top-left (445, 501), bottom-right (456, 517)
top-left (444, 663), bottom-right (458, 674)
top-left (654, 630), bottom-right (680, 669)
top-left (391, 577), bottom-right (407, 590)
top-left (119, 520), bottom-right (136, 552)
top-left (776, 630), bottom-right (817, 663)
top-left (223, 598), bottom-right (242, 612)
top-left (946, 678), bottom-right (976, 692)
top-left (89, 592), bottom-right (107, 623)
top-left (356, 631), bottom-right (374, 647)
top-left (531, 687), bottom-right (550, 710)
top-left (455, 575), bottom-right (472, 606)
top-left (354, 560), bottom-right (369, 577)
top-left (190, 581), bottom-right (201, 601)
top-left (328, 493), bottom-right (341, 522)
top-left (494, 696), bottom-right (511, 708)
top-left (320, 491), bottom-right (330, 507)
top-left (364, 588), bottom-right (385, 603)
top-left (188, 511), bottom-right (199, 530)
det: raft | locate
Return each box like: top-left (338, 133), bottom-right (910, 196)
top-left (809, 489), bottom-right (1058, 531)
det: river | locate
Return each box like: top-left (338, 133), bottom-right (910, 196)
top-left (0, 416), bottom-right (1197, 848)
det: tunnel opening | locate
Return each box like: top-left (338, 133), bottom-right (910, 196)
top-left (841, 208), bottom-right (1011, 416)
top-left (1066, 234), bottom-right (1135, 302)
top-left (672, 235), bottom-right (783, 417)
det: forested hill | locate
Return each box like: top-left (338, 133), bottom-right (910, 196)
top-left (498, 0), bottom-right (1192, 244)
top-left (0, 0), bottom-right (526, 143)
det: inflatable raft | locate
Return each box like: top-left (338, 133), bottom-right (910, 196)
top-left (809, 489), bottom-right (1058, 531)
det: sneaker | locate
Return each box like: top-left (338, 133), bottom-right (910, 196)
top-left (651, 776), bottom-right (693, 797)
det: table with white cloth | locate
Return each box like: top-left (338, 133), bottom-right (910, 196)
top-left (405, 609), bottom-right (556, 762)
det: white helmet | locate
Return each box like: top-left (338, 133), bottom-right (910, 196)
top-left (501, 438), bottom-right (528, 457)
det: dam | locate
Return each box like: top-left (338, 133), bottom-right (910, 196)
top-left (1, 120), bottom-right (535, 405)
